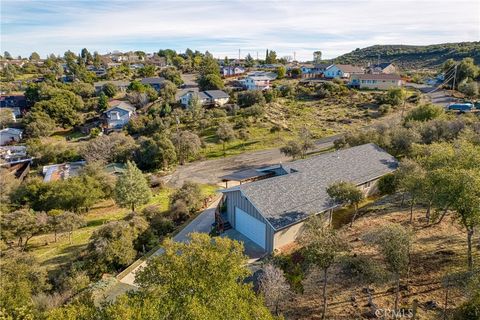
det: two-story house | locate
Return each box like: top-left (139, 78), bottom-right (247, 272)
top-left (221, 66), bottom-right (246, 77)
top-left (242, 75), bottom-right (271, 90)
top-left (103, 101), bottom-right (136, 129)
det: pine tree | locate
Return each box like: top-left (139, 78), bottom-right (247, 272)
top-left (114, 161), bottom-right (152, 212)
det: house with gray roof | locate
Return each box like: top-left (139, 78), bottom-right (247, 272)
top-left (218, 143), bottom-right (398, 253)
top-left (141, 77), bottom-right (166, 91)
top-left (93, 80), bottom-right (130, 93)
top-left (179, 90), bottom-right (230, 108)
top-left (103, 100), bottom-right (136, 129)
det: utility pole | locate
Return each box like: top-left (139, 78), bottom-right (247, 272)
top-left (238, 48), bottom-right (241, 60)
top-left (452, 65), bottom-right (457, 90)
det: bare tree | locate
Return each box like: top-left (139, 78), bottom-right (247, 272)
top-left (259, 263), bottom-right (291, 315)
top-left (365, 224), bottom-right (412, 317)
top-left (300, 216), bottom-right (347, 319)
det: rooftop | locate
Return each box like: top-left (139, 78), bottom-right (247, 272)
top-left (330, 64), bottom-right (364, 73)
top-left (204, 90), bottom-right (229, 99)
top-left (104, 100), bottom-right (135, 113)
top-left (356, 73), bottom-right (402, 80)
top-left (222, 144), bottom-right (398, 230)
top-left (141, 77), bottom-right (166, 85)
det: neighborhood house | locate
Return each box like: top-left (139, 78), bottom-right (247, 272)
top-left (93, 80), bottom-right (130, 93)
top-left (221, 66), bottom-right (246, 77)
top-left (179, 90), bottom-right (230, 107)
top-left (0, 95), bottom-right (27, 117)
top-left (103, 100), bottom-right (136, 129)
top-left (323, 64), bottom-right (364, 79)
top-left (218, 144), bottom-right (398, 253)
top-left (242, 75), bottom-right (272, 90)
top-left (141, 77), bottom-right (165, 91)
top-left (367, 62), bottom-right (398, 74)
top-left (0, 128), bottom-right (22, 146)
top-left (350, 73), bottom-right (403, 90)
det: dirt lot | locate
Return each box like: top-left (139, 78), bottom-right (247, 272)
top-left (280, 196), bottom-right (478, 319)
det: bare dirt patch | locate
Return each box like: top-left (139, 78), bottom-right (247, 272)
top-left (280, 198), bottom-right (477, 319)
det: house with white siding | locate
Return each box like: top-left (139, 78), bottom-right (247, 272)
top-left (221, 66), bottom-right (245, 77)
top-left (241, 75), bottom-right (271, 90)
top-left (350, 73), bottom-right (403, 90)
top-left (217, 144), bottom-right (398, 253)
top-left (103, 101), bottom-right (135, 129)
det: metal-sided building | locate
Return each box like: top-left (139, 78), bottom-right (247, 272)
top-left (219, 143), bottom-right (398, 253)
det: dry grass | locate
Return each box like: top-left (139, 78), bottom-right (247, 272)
top-left (281, 197), bottom-right (478, 319)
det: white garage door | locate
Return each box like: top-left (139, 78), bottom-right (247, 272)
top-left (235, 207), bottom-right (266, 249)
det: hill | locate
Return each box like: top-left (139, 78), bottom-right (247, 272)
top-left (332, 42), bottom-right (480, 70)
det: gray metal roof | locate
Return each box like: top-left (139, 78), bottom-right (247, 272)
top-left (140, 77), bottom-right (166, 85)
top-left (223, 143), bottom-right (397, 230)
top-left (204, 90), bottom-right (229, 99)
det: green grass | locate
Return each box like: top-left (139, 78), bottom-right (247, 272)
top-left (14, 73), bottom-right (39, 81)
top-left (29, 185), bottom-right (217, 272)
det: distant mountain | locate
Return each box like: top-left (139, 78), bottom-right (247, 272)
top-left (331, 42), bottom-right (480, 70)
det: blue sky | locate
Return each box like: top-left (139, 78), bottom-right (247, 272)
top-left (1, 0), bottom-right (479, 61)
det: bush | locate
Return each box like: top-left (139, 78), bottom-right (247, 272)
top-left (237, 90), bottom-right (266, 107)
top-left (378, 104), bottom-right (392, 115)
top-left (405, 104), bottom-right (444, 122)
top-left (378, 173), bottom-right (397, 195)
top-left (241, 104), bottom-right (264, 118)
top-left (169, 181), bottom-right (203, 215)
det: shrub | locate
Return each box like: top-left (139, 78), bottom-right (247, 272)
top-left (237, 90), bottom-right (266, 107)
top-left (378, 104), bottom-right (392, 115)
top-left (405, 104), bottom-right (444, 122)
top-left (378, 173), bottom-right (397, 195)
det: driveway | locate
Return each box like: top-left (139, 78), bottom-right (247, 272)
top-left (118, 197), bottom-right (220, 286)
top-left (164, 134), bottom-right (343, 188)
top-left (406, 83), bottom-right (458, 107)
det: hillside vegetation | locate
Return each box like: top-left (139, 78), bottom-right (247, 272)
top-left (333, 42), bottom-right (480, 70)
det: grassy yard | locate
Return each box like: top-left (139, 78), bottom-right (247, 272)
top-left (198, 94), bottom-right (392, 159)
top-left (29, 183), bottom-right (219, 272)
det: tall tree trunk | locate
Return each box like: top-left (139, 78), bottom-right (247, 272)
top-left (426, 201), bottom-right (432, 225)
top-left (54, 228), bottom-right (57, 242)
top-left (443, 287), bottom-right (449, 320)
top-left (467, 227), bottom-right (474, 271)
top-left (321, 268), bottom-right (328, 320)
top-left (350, 204), bottom-right (358, 227)
top-left (401, 193), bottom-right (406, 207)
top-left (394, 275), bottom-right (400, 319)
top-left (131, 203), bottom-right (135, 212)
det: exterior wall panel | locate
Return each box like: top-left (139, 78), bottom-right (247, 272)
top-left (224, 190), bottom-right (275, 252)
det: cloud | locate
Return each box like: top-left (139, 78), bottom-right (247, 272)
top-left (1, 0), bottom-right (479, 60)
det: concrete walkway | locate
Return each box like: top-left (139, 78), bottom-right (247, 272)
top-left (119, 198), bottom-right (220, 286)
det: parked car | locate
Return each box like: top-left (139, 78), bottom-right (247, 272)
top-left (447, 103), bottom-right (474, 112)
